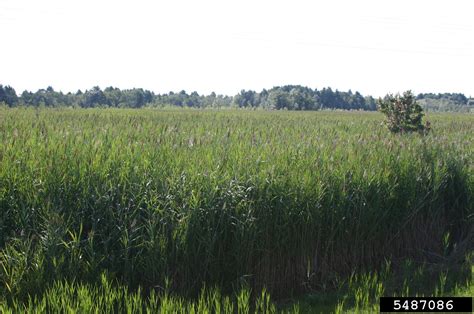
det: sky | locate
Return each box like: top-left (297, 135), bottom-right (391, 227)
top-left (1, 0), bottom-right (473, 97)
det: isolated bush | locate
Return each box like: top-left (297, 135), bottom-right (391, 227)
top-left (378, 91), bottom-right (429, 133)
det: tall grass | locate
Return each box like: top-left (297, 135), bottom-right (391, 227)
top-left (0, 108), bottom-right (472, 307)
top-left (0, 272), bottom-right (297, 313)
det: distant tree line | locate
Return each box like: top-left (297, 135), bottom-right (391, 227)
top-left (233, 86), bottom-right (377, 110)
top-left (1, 84), bottom-right (472, 112)
top-left (416, 93), bottom-right (473, 112)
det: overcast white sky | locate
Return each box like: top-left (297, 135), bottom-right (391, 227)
top-left (1, 0), bottom-right (473, 97)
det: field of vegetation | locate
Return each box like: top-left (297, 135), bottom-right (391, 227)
top-left (0, 108), bottom-right (472, 312)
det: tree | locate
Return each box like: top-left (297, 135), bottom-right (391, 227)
top-left (378, 90), bottom-right (429, 133)
top-left (0, 85), bottom-right (18, 106)
top-left (233, 90), bottom-right (257, 108)
top-left (82, 86), bottom-right (107, 107)
top-left (319, 87), bottom-right (335, 109)
top-left (267, 89), bottom-right (290, 110)
top-left (289, 87), bottom-right (315, 110)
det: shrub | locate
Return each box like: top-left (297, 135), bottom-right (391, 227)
top-left (378, 91), bottom-right (429, 133)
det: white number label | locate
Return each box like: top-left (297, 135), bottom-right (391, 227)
top-left (393, 300), bottom-right (401, 310)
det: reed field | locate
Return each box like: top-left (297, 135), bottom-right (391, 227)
top-left (0, 108), bottom-right (472, 312)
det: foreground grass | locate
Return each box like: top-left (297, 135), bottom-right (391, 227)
top-left (0, 273), bottom-right (298, 313)
top-left (0, 108), bottom-right (472, 310)
top-left (292, 257), bottom-right (473, 313)
top-left (1, 260), bottom-right (471, 313)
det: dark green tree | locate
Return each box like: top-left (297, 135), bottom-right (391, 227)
top-left (378, 90), bottom-right (428, 133)
top-left (267, 89), bottom-right (290, 109)
top-left (82, 86), bottom-right (107, 107)
top-left (0, 85), bottom-right (18, 106)
top-left (233, 90), bottom-right (257, 107)
top-left (289, 87), bottom-right (315, 110)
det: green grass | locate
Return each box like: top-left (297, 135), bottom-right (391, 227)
top-left (287, 256), bottom-right (473, 313)
top-left (0, 108), bottom-right (472, 311)
top-left (0, 272), bottom-right (298, 313)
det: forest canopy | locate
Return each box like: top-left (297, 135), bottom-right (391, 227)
top-left (1, 84), bottom-right (472, 112)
